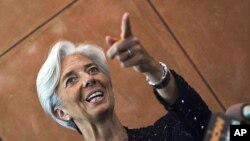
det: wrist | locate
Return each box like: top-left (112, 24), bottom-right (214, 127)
top-left (145, 62), bottom-right (170, 89)
top-left (143, 60), bottom-right (163, 82)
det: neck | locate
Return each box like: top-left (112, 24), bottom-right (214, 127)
top-left (74, 113), bottom-right (127, 141)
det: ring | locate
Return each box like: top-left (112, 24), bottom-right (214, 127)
top-left (126, 49), bottom-right (133, 59)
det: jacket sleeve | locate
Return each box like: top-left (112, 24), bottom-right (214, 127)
top-left (154, 70), bottom-right (212, 140)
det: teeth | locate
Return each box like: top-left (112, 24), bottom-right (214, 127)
top-left (90, 96), bottom-right (102, 103)
top-left (87, 91), bottom-right (103, 101)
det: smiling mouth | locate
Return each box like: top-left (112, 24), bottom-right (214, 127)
top-left (85, 90), bottom-right (104, 103)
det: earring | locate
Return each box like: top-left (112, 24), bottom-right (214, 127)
top-left (67, 116), bottom-right (72, 121)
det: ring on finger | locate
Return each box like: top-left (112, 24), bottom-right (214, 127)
top-left (126, 49), bottom-right (133, 59)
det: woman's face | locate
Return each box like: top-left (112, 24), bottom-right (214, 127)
top-left (56, 54), bottom-right (114, 122)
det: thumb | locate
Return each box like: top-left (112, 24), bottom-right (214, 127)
top-left (105, 36), bottom-right (118, 46)
top-left (105, 36), bottom-right (119, 59)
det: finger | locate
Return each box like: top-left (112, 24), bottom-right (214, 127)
top-left (121, 12), bottom-right (133, 39)
top-left (121, 52), bottom-right (142, 68)
top-left (116, 51), bottom-right (129, 62)
top-left (116, 47), bottom-right (138, 62)
top-left (105, 36), bottom-right (119, 59)
top-left (105, 36), bottom-right (118, 46)
top-left (107, 37), bottom-right (139, 59)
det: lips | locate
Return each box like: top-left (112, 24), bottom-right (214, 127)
top-left (85, 90), bottom-right (104, 103)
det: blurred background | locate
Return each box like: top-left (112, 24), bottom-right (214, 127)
top-left (0, 0), bottom-right (249, 140)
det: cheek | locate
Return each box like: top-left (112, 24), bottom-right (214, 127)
top-left (100, 74), bottom-right (112, 90)
top-left (97, 74), bottom-right (113, 96)
top-left (66, 87), bottom-right (82, 102)
top-left (59, 87), bottom-right (81, 105)
top-left (103, 77), bottom-right (115, 101)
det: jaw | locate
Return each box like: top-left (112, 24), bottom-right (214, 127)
top-left (78, 89), bottom-right (115, 122)
top-left (88, 96), bottom-right (115, 121)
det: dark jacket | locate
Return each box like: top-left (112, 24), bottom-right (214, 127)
top-left (126, 70), bottom-right (212, 141)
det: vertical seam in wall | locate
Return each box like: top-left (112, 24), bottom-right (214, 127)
top-left (0, 0), bottom-right (79, 58)
top-left (147, 0), bottom-right (226, 111)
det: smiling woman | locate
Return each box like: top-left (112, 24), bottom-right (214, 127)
top-left (36, 41), bottom-right (113, 131)
top-left (36, 13), bottom-right (212, 141)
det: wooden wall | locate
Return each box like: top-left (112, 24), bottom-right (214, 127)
top-left (0, 0), bottom-right (249, 140)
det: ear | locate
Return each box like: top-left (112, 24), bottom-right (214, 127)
top-left (54, 107), bottom-right (72, 121)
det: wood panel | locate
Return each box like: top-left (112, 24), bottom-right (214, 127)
top-left (150, 0), bottom-right (250, 108)
top-left (0, 1), bottom-right (83, 141)
top-left (0, 0), bottom-right (75, 56)
top-left (0, 0), bottom-right (223, 140)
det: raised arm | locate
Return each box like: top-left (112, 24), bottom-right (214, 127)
top-left (105, 12), bottom-right (178, 105)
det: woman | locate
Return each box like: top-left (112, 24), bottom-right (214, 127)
top-left (36, 13), bottom-right (211, 141)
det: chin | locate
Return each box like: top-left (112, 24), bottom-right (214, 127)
top-left (90, 97), bottom-right (115, 121)
top-left (91, 107), bottom-right (114, 122)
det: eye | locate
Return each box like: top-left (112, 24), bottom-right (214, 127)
top-left (65, 76), bottom-right (78, 87)
top-left (88, 66), bottom-right (100, 75)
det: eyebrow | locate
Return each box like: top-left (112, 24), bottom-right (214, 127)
top-left (61, 63), bottom-right (96, 83)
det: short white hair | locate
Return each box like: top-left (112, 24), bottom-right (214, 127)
top-left (36, 40), bottom-right (111, 131)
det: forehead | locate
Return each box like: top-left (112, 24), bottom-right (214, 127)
top-left (61, 54), bottom-right (93, 72)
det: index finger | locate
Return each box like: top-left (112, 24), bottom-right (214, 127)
top-left (121, 12), bottom-right (133, 39)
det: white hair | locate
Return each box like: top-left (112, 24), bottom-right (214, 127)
top-left (36, 40), bottom-right (111, 131)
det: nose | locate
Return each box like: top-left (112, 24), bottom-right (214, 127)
top-left (82, 74), bottom-right (96, 88)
